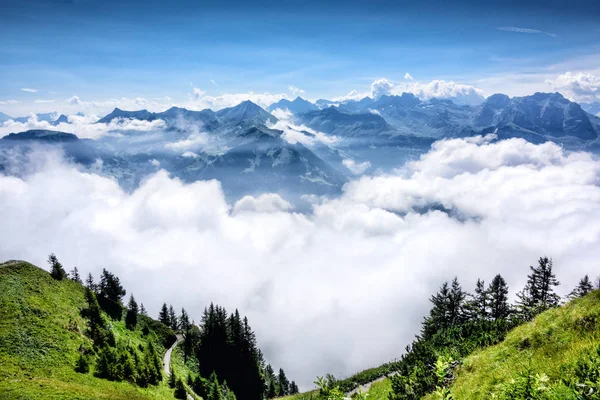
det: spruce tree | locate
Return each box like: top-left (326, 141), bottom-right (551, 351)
top-left (278, 368), bottom-right (290, 396)
top-left (466, 279), bottom-right (488, 320)
top-left (488, 274), bottom-right (510, 321)
top-left (289, 381), bottom-right (299, 394)
top-left (139, 303), bottom-right (148, 316)
top-left (98, 269), bottom-right (126, 319)
top-left (180, 308), bottom-right (191, 331)
top-left (159, 303), bottom-right (170, 326)
top-left (86, 272), bottom-right (96, 292)
top-left (422, 281), bottom-right (450, 338)
top-left (517, 257), bottom-right (560, 320)
top-left (125, 295), bottom-right (139, 330)
top-left (448, 277), bottom-right (468, 325)
top-left (569, 275), bottom-right (594, 299)
top-left (48, 253), bottom-right (67, 280)
top-left (168, 305), bottom-right (178, 331)
top-left (70, 266), bottom-right (82, 284)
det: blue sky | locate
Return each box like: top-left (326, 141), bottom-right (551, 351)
top-left (2, 0), bottom-right (600, 114)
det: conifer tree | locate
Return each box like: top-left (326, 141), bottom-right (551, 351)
top-left (180, 308), bottom-right (191, 331)
top-left (466, 279), bottom-right (488, 320)
top-left (569, 275), bottom-right (594, 299)
top-left (98, 268), bottom-right (126, 319)
top-left (86, 272), bottom-right (96, 292)
top-left (139, 303), bottom-right (148, 316)
top-left (159, 303), bottom-right (170, 326)
top-left (125, 295), bottom-right (139, 330)
top-left (70, 266), bottom-right (82, 284)
top-left (278, 368), bottom-right (290, 396)
top-left (488, 274), bottom-right (510, 320)
top-left (517, 256), bottom-right (560, 320)
top-left (48, 253), bottom-right (67, 280)
top-left (168, 305), bottom-right (178, 331)
top-left (289, 381), bottom-right (299, 394)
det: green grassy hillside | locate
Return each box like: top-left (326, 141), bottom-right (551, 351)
top-left (436, 290), bottom-right (600, 399)
top-left (0, 260), bottom-right (185, 400)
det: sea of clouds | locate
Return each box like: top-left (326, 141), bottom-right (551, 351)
top-left (1, 135), bottom-right (599, 389)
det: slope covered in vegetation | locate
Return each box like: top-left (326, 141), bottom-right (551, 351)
top-left (0, 260), bottom-right (179, 400)
top-left (442, 289), bottom-right (600, 399)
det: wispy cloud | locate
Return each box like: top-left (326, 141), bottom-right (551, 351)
top-left (34, 99), bottom-right (55, 104)
top-left (497, 26), bottom-right (557, 38)
top-left (0, 99), bottom-right (20, 105)
top-left (21, 88), bottom-right (38, 93)
top-left (210, 79), bottom-right (218, 86)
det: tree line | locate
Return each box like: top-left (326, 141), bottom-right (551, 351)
top-left (388, 256), bottom-right (597, 400)
top-left (47, 253), bottom-right (297, 400)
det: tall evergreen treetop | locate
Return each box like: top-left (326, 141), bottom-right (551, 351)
top-left (125, 295), bottom-right (139, 330)
top-left (159, 303), bottom-right (170, 326)
top-left (168, 305), bottom-right (178, 331)
top-left (99, 268), bottom-right (126, 302)
top-left (569, 275), bottom-right (594, 299)
top-left (488, 274), bottom-right (510, 320)
top-left (517, 256), bottom-right (560, 320)
top-left (86, 272), bottom-right (96, 292)
top-left (48, 253), bottom-right (67, 281)
top-left (466, 279), bottom-right (488, 321)
top-left (70, 266), bottom-right (82, 284)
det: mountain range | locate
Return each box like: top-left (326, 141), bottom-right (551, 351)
top-left (2, 91), bottom-right (600, 206)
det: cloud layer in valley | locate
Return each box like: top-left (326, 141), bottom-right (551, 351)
top-left (1, 136), bottom-right (599, 388)
top-left (336, 78), bottom-right (486, 105)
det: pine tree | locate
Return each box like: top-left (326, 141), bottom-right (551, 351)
top-left (289, 381), bottom-right (299, 394)
top-left (448, 277), bottom-right (468, 325)
top-left (159, 303), bottom-right (170, 326)
top-left (488, 274), bottom-right (510, 321)
top-left (466, 279), bottom-right (488, 320)
top-left (517, 257), bottom-right (561, 320)
top-left (125, 295), bottom-right (138, 330)
top-left (168, 305), bottom-right (178, 331)
top-left (98, 268), bottom-right (126, 319)
top-left (278, 368), bottom-right (290, 396)
top-left (422, 281), bottom-right (451, 339)
top-left (569, 275), bottom-right (594, 299)
top-left (180, 308), bottom-right (191, 331)
top-left (86, 272), bottom-right (96, 292)
top-left (139, 303), bottom-right (148, 316)
top-left (48, 253), bottom-right (67, 280)
top-left (70, 266), bottom-right (82, 284)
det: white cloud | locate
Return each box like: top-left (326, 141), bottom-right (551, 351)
top-left (333, 89), bottom-right (368, 102)
top-left (342, 158), bottom-right (371, 175)
top-left (188, 88), bottom-right (288, 110)
top-left (546, 72), bottom-right (600, 103)
top-left (21, 88), bottom-right (38, 93)
top-left (1, 137), bottom-right (598, 390)
top-left (67, 95), bottom-right (82, 105)
top-left (337, 78), bottom-right (485, 105)
top-left (164, 133), bottom-right (209, 151)
top-left (150, 159), bottom-right (161, 167)
top-left (497, 26), bottom-right (557, 38)
top-left (288, 85), bottom-right (305, 96)
top-left (0, 100), bottom-right (19, 105)
top-left (267, 112), bottom-right (339, 147)
top-left (404, 72), bottom-right (414, 81)
top-left (34, 99), bottom-right (55, 104)
top-left (233, 194), bottom-right (294, 214)
top-left (0, 114), bottom-right (167, 140)
top-left (210, 80), bottom-right (218, 86)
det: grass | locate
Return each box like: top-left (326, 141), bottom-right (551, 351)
top-left (363, 378), bottom-right (392, 400)
top-left (0, 260), bottom-right (187, 400)
top-left (434, 290), bottom-right (600, 399)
